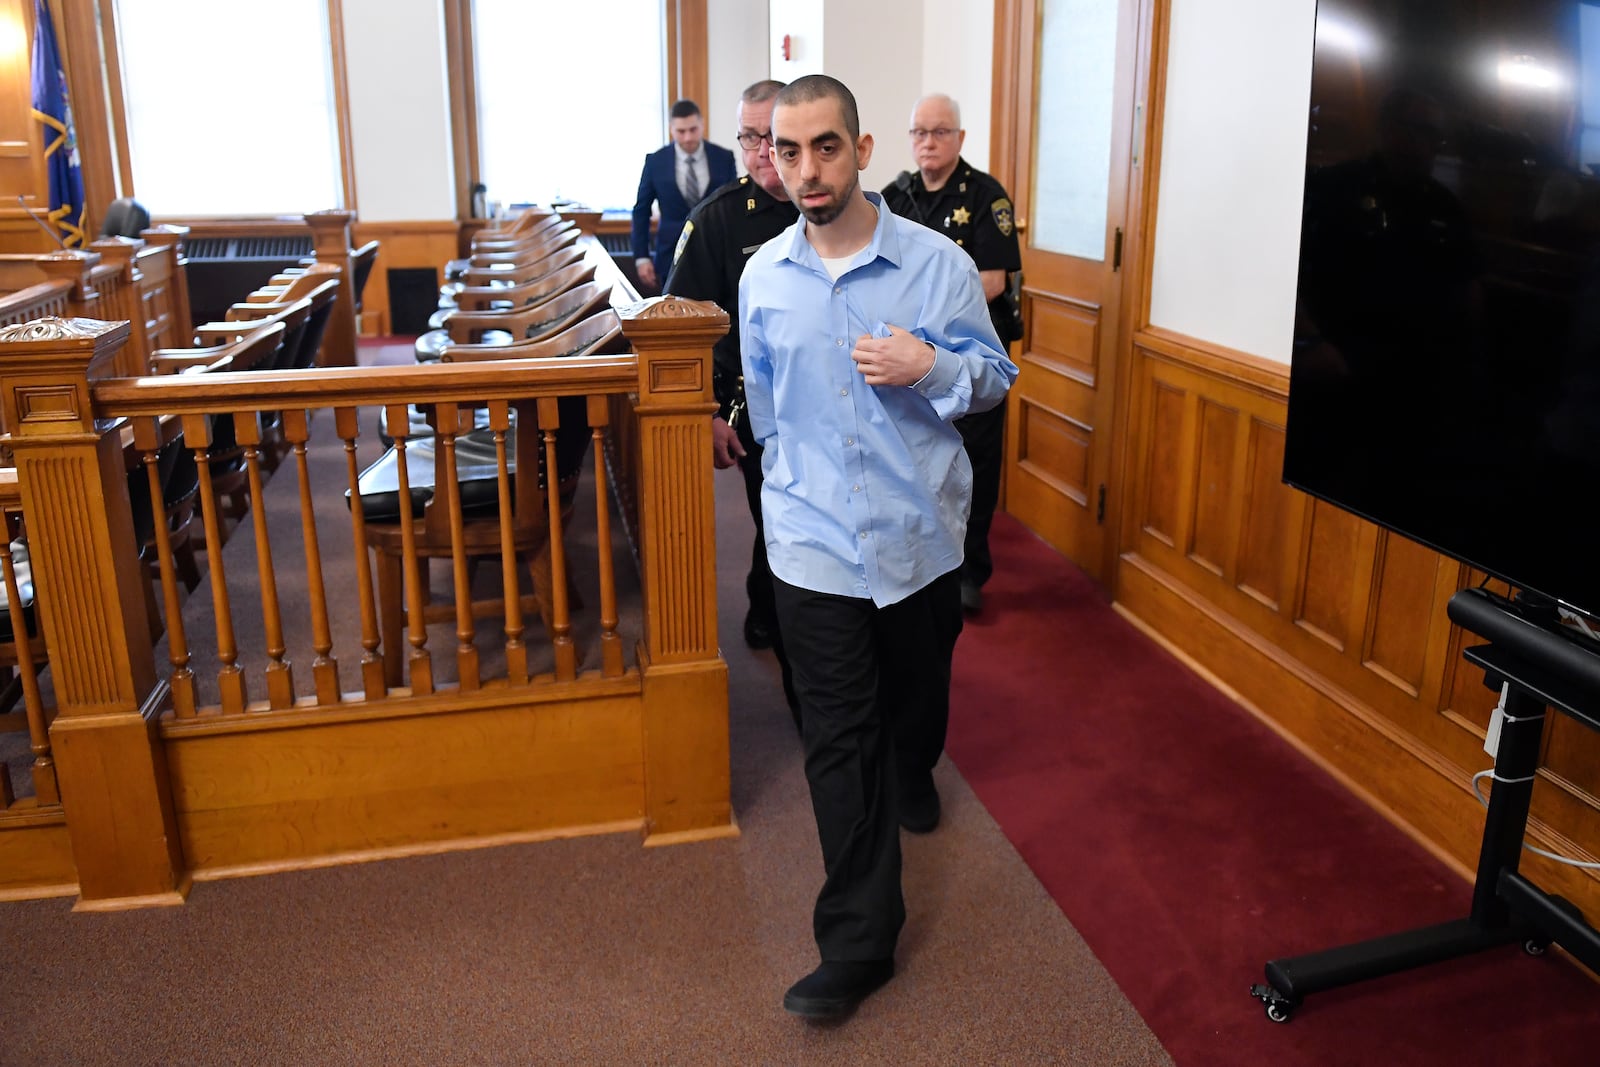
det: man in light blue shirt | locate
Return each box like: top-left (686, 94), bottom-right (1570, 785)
top-left (739, 75), bottom-right (1018, 1020)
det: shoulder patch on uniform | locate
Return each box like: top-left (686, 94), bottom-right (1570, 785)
top-left (671, 220), bottom-right (694, 266)
top-left (992, 197), bottom-right (1014, 237)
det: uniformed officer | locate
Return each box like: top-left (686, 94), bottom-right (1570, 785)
top-left (664, 78), bottom-right (801, 722)
top-left (881, 93), bottom-right (1023, 616)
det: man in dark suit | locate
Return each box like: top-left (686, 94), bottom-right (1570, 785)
top-left (631, 99), bottom-right (735, 292)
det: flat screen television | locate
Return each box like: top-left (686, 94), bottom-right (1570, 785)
top-left (1284, 0), bottom-right (1600, 622)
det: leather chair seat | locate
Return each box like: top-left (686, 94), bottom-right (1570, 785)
top-left (414, 328), bottom-right (513, 363)
top-left (351, 426), bottom-right (518, 523)
top-left (0, 539), bottom-right (35, 642)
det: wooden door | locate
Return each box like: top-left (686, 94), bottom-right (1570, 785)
top-left (998, 0), bottom-right (1142, 582)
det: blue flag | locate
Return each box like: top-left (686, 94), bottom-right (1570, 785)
top-left (30, 0), bottom-right (84, 248)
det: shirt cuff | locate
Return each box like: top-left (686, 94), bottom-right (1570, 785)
top-left (911, 344), bottom-right (958, 396)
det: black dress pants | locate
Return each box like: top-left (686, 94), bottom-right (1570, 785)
top-left (735, 416), bottom-right (797, 712)
top-left (953, 401), bottom-right (1006, 589)
top-left (773, 569), bottom-right (963, 961)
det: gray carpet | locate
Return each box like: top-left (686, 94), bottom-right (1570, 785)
top-left (0, 340), bottom-right (1171, 1064)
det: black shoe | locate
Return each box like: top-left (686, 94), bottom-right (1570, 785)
top-left (743, 609), bottom-right (774, 650)
top-left (899, 775), bottom-right (941, 834)
top-left (782, 959), bottom-right (894, 1018)
top-left (959, 578), bottom-right (983, 615)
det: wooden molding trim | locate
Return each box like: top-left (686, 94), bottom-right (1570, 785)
top-left (1135, 325), bottom-right (1289, 397)
top-left (664, 0), bottom-right (709, 111)
top-left (190, 820), bottom-right (648, 882)
top-left (325, 0), bottom-right (358, 213)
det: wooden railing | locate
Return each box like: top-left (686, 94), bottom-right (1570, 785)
top-left (0, 227), bottom-right (193, 379)
top-left (0, 295), bottom-right (730, 905)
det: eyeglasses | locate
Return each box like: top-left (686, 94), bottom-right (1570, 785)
top-left (737, 130), bottom-right (773, 150)
top-left (909, 127), bottom-right (957, 142)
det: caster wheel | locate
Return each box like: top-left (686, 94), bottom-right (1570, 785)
top-left (1523, 938), bottom-right (1549, 957)
top-left (1265, 1000), bottom-right (1295, 1024)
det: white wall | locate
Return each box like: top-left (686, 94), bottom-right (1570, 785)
top-left (921, 0), bottom-right (992, 171)
top-left (768, 0), bottom-right (825, 81)
top-left (823, 0), bottom-right (925, 192)
top-left (1147, 0), bottom-right (1317, 363)
top-left (706, 0), bottom-right (770, 165)
top-left (331, 1), bottom-right (997, 220)
top-left (340, 0), bottom-right (456, 222)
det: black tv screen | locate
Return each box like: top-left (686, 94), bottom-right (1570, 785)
top-left (1285, 0), bottom-right (1600, 620)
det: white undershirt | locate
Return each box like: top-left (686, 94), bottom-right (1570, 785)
top-left (820, 253), bottom-right (861, 280)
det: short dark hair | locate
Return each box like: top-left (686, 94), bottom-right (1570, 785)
top-left (773, 75), bottom-right (859, 140)
top-left (669, 99), bottom-right (701, 121)
top-left (742, 80), bottom-right (786, 106)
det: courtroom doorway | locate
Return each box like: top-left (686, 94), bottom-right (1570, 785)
top-left (995, 0), bottom-right (1150, 584)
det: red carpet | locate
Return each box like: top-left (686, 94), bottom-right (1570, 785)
top-left (948, 514), bottom-right (1600, 1067)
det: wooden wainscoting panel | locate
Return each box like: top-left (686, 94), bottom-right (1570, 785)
top-left (1235, 418), bottom-right (1291, 611)
top-left (167, 692), bottom-right (645, 871)
top-left (1114, 327), bottom-right (1600, 926)
top-left (349, 221), bottom-right (460, 335)
top-left (1140, 380), bottom-right (1187, 547)
top-left (1188, 398), bottom-right (1240, 577)
top-left (1362, 531), bottom-right (1446, 699)
top-left (1295, 498), bottom-right (1370, 654)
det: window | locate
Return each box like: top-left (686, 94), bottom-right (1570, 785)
top-left (472, 0), bottom-right (664, 211)
top-left (115, 0), bottom-right (344, 215)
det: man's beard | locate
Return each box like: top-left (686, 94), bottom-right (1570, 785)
top-left (796, 172), bottom-right (859, 226)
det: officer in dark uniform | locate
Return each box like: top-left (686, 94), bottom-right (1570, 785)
top-left (664, 79), bottom-right (801, 722)
top-left (881, 93), bottom-right (1023, 615)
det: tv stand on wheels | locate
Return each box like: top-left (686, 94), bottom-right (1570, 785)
top-left (1249, 587), bottom-right (1600, 1023)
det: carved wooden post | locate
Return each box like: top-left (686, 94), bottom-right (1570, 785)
top-left (306, 209), bottom-right (358, 367)
top-left (34, 250), bottom-right (101, 319)
top-left (618, 296), bottom-right (737, 844)
top-left (0, 317), bottom-right (186, 908)
top-left (87, 237), bottom-right (152, 376)
top-left (141, 224), bottom-right (195, 342)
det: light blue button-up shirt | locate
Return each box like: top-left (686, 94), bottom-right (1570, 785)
top-left (738, 193), bottom-right (1019, 607)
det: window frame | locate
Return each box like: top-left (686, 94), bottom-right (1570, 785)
top-left (93, 0), bottom-right (357, 220)
top-left (443, 0), bottom-right (707, 220)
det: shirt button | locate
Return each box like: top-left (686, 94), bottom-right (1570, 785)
top-left (845, 437), bottom-right (854, 446)
top-left (834, 286), bottom-right (842, 294)
top-left (859, 531), bottom-right (869, 539)
top-left (840, 388), bottom-right (848, 396)
top-left (835, 338), bottom-right (844, 347)
top-left (852, 484), bottom-right (861, 492)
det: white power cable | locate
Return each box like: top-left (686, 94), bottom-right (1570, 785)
top-left (1471, 770), bottom-right (1600, 870)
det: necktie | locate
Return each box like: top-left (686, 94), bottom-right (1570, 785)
top-left (683, 155), bottom-right (700, 203)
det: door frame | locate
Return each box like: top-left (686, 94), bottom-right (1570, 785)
top-left (990, 0), bottom-right (1174, 592)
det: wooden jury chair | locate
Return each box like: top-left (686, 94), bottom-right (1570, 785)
top-left (355, 309), bottom-right (626, 687)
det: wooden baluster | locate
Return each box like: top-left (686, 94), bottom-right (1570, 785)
top-left (538, 397), bottom-right (576, 682)
top-left (490, 401), bottom-right (526, 684)
top-left (132, 417), bottom-right (194, 717)
top-left (437, 404), bottom-right (479, 690)
top-left (0, 519), bottom-right (57, 804)
top-left (387, 404), bottom-right (432, 694)
top-left (241, 413), bottom-right (294, 708)
top-left (184, 412), bottom-right (248, 713)
top-left (587, 398), bottom-right (623, 677)
top-left (285, 409), bottom-right (341, 704)
top-left (336, 407), bottom-right (386, 698)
